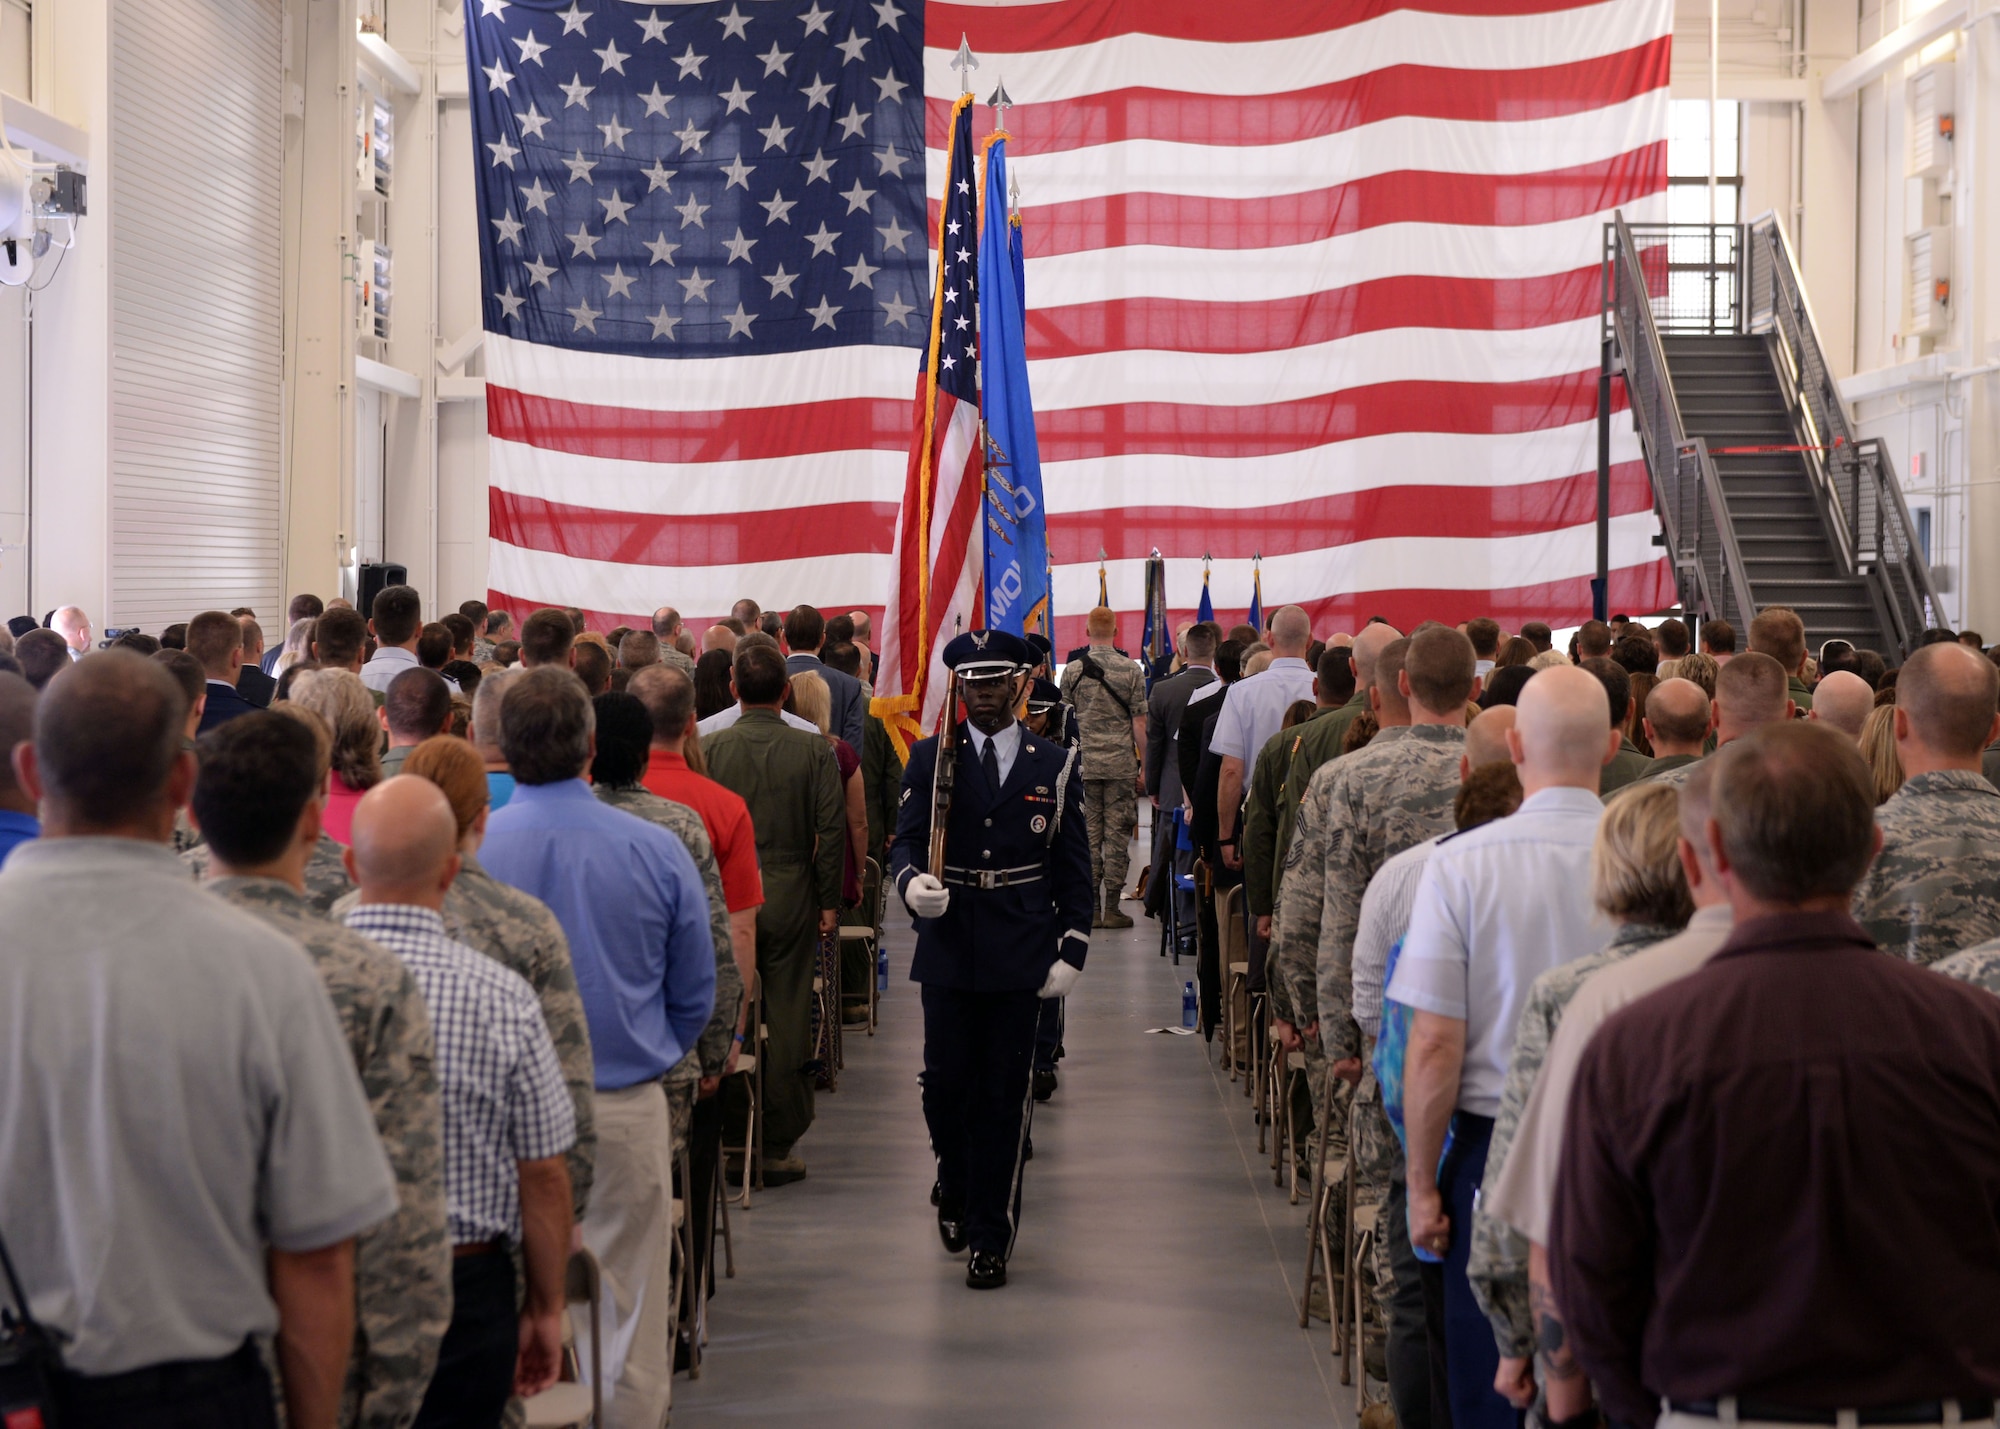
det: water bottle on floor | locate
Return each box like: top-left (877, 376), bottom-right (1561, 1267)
top-left (1181, 980), bottom-right (1197, 1030)
top-left (877, 943), bottom-right (889, 992)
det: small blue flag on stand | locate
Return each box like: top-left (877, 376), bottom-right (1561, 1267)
top-left (1247, 555), bottom-right (1264, 633)
top-left (978, 130), bottom-right (1048, 638)
top-left (1197, 555), bottom-right (1215, 625)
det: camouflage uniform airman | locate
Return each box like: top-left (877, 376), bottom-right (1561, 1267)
top-left (1059, 644), bottom-right (1145, 921)
top-left (1466, 919), bottom-right (1678, 1360)
top-left (1936, 938), bottom-right (2000, 997)
top-left (208, 876), bottom-right (450, 1429)
top-left (187, 831), bottom-right (354, 912)
top-left (1274, 724), bottom-right (1466, 1292)
top-left (594, 781), bottom-right (747, 1098)
top-left (337, 854), bottom-right (597, 1216)
top-left (1852, 770), bottom-right (2000, 965)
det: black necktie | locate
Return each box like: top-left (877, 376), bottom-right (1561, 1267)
top-left (982, 735), bottom-right (1001, 794)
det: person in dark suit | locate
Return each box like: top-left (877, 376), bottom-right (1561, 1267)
top-left (782, 605), bottom-right (865, 751)
top-left (891, 630), bottom-right (1092, 1290)
top-left (189, 610), bottom-right (261, 734)
top-left (1143, 623), bottom-right (1219, 925)
top-left (234, 616), bottom-right (277, 708)
top-left (1180, 639), bottom-right (1246, 1032)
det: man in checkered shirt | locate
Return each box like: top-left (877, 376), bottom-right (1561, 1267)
top-left (343, 775), bottom-right (577, 1428)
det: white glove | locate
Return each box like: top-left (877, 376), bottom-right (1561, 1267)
top-left (903, 872), bottom-right (950, 919)
top-left (1038, 960), bottom-right (1082, 1000)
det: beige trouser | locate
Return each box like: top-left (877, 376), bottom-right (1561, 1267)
top-left (1660, 1407), bottom-right (1994, 1429)
top-left (580, 1082), bottom-right (679, 1429)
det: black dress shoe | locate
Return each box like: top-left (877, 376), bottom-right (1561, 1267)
top-left (937, 1203), bottom-right (969, 1254)
top-left (966, 1251), bottom-right (1007, 1289)
top-left (930, 1180), bottom-right (942, 1207)
top-left (1032, 1068), bottom-right (1057, 1102)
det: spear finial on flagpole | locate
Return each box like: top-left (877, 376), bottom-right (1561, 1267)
top-left (986, 76), bottom-right (1012, 116)
top-left (953, 35), bottom-right (979, 97)
top-left (1008, 167), bottom-right (1022, 219)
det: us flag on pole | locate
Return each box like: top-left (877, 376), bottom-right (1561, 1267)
top-left (872, 92), bottom-right (979, 753)
top-left (924, 0), bottom-right (1678, 649)
top-left (466, 0), bottom-right (928, 627)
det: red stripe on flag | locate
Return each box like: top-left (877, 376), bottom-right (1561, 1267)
top-left (1035, 371), bottom-right (1631, 462)
top-left (933, 144), bottom-right (1667, 256)
top-left (1026, 266), bottom-right (1601, 358)
top-left (925, 40), bottom-right (1671, 153)
top-left (489, 489), bottom-right (900, 567)
top-left (929, 0), bottom-right (1620, 50)
top-left (486, 384), bottom-right (911, 463)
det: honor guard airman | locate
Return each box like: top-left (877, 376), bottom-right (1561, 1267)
top-left (891, 629), bottom-right (1093, 1289)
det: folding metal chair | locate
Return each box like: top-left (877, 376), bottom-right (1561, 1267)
top-left (723, 971), bottom-right (765, 1208)
top-left (1300, 1058), bottom-right (1349, 1360)
top-left (1220, 884), bottom-right (1249, 1080)
top-left (838, 857), bottom-right (886, 1035)
top-left (1156, 808), bottom-right (1197, 967)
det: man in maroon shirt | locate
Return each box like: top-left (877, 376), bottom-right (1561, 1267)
top-left (1550, 721), bottom-right (2000, 1429)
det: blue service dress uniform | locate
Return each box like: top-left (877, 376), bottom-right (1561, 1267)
top-left (890, 721), bottom-right (1092, 1259)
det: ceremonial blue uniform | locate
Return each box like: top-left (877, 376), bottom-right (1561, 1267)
top-left (891, 684), bottom-right (1092, 1263)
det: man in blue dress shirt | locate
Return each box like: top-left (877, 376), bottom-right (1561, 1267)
top-left (482, 666), bottom-right (717, 1427)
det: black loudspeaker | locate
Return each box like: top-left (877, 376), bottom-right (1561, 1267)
top-left (358, 562), bottom-right (408, 619)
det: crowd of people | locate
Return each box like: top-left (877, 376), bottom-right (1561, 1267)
top-left (7, 584), bottom-right (2000, 1429)
top-left (1147, 602), bottom-right (2000, 1429)
top-left (0, 590), bottom-right (894, 1429)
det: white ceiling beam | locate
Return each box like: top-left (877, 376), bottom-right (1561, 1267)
top-left (1822, 0), bottom-right (1967, 102)
top-left (0, 90), bottom-right (88, 169)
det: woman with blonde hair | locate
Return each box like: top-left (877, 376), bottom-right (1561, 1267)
top-left (1859, 703), bottom-right (1906, 804)
top-left (287, 667), bottom-right (382, 844)
top-left (1473, 781), bottom-right (1693, 1405)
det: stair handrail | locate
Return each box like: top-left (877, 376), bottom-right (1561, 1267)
top-left (1605, 213), bottom-right (1757, 631)
top-left (1745, 213), bottom-right (1941, 656)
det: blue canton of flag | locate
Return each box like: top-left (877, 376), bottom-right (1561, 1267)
top-left (463, 0), bottom-right (927, 357)
top-left (929, 100), bottom-right (978, 410)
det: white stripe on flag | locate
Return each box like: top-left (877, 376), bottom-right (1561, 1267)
top-left (921, 0), bottom-right (1669, 103)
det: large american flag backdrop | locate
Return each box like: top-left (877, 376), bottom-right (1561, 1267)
top-left (468, 0), bottom-right (1677, 649)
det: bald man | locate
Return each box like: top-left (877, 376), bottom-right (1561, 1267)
top-left (52, 604), bottom-right (92, 659)
top-left (1639, 677), bottom-right (1713, 779)
top-left (1851, 642), bottom-right (2000, 964)
top-left (1808, 669), bottom-right (1874, 741)
top-left (342, 778), bottom-right (578, 1425)
top-left (703, 624), bottom-right (736, 655)
top-left (1641, 651), bottom-right (1794, 791)
top-left (1391, 665), bottom-right (1619, 1429)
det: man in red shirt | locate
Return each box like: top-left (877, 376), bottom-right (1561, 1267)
top-left (630, 665), bottom-right (762, 1030)
top-left (629, 662), bottom-right (762, 1365)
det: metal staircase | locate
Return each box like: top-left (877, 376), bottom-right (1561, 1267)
top-left (1604, 214), bottom-right (1942, 660)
